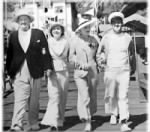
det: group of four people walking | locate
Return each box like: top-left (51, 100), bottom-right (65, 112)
top-left (6, 8), bottom-right (135, 132)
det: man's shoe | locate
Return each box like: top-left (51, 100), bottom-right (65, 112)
top-left (49, 126), bottom-right (58, 132)
top-left (9, 125), bottom-right (24, 132)
top-left (84, 121), bottom-right (92, 132)
top-left (110, 115), bottom-right (117, 125)
top-left (120, 124), bottom-right (131, 132)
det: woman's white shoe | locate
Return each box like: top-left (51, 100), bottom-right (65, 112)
top-left (120, 124), bottom-right (131, 132)
top-left (110, 115), bottom-right (117, 125)
top-left (84, 121), bottom-right (91, 132)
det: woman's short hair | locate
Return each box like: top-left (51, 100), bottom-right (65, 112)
top-left (50, 24), bottom-right (64, 37)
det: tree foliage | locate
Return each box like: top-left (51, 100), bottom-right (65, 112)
top-left (75, 0), bottom-right (94, 14)
top-left (96, 0), bottom-right (124, 18)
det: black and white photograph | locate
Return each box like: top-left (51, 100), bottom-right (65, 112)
top-left (2, 0), bottom-right (148, 132)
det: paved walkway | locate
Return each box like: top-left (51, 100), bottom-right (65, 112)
top-left (3, 72), bottom-right (148, 132)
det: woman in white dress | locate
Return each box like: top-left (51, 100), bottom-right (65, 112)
top-left (41, 23), bottom-right (70, 131)
top-left (69, 19), bottom-right (99, 131)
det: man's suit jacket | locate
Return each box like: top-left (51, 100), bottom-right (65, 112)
top-left (6, 28), bottom-right (53, 79)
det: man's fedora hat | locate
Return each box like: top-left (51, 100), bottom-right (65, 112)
top-left (14, 8), bottom-right (34, 23)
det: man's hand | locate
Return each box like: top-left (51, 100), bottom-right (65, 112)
top-left (45, 69), bottom-right (53, 77)
top-left (97, 52), bottom-right (106, 66)
top-left (7, 75), bottom-right (15, 84)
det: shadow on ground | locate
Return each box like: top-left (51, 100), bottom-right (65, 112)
top-left (60, 114), bottom-right (147, 131)
top-left (62, 116), bottom-right (81, 131)
top-left (92, 115), bottom-right (110, 131)
top-left (60, 115), bottom-right (110, 131)
top-left (3, 114), bottom-right (147, 131)
top-left (129, 113), bottom-right (147, 130)
top-left (3, 126), bottom-right (10, 131)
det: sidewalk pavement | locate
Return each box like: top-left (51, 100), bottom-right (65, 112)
top-left (3, 72), bottom-right (148, 132)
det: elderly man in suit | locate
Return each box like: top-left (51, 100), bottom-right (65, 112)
top-left (6, 8), bottom-right (53, 131)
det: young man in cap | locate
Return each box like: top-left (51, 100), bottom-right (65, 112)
top-left (96, 12), bottom-right (136, 132)
top-left (6, 8), bottom-right (53, 131)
